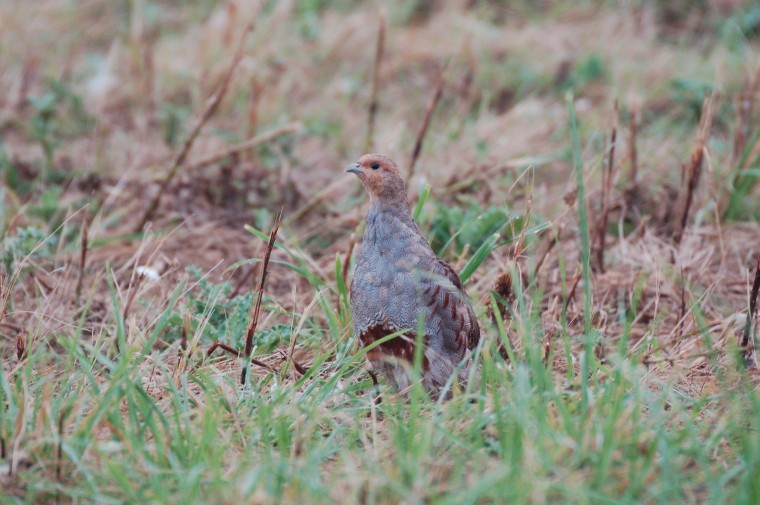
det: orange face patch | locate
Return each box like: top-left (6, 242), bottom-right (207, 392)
top-left (347, 153), bottom-right (409, 206)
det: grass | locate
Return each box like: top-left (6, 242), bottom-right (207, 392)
top-left (2, 1), bottom-right (760, 503)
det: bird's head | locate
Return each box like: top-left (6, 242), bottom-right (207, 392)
top-left (346, 153), bottom-right (407, 204)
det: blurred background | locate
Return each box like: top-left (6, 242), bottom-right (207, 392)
top-left (2, 1), bottom-right (758, 234)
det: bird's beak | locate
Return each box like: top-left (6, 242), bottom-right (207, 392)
top-left (345, 162), bottom-right (361, 175)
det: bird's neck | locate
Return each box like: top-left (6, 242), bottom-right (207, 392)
top-left (368, 198), bottom-right (413, 223)
top-left (365, 174), bottom-right (410, 210)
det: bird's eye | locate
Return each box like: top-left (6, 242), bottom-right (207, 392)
top-left (371, 162), bottom-right (380, 170)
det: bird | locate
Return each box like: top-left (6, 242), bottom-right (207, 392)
top-left (346, 153), bottom-right (480, 399)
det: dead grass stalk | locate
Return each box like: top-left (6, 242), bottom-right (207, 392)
top-left (74, 219), bottom-right (89, 305)
top-left (673, 93), bottom-right (715, 244)
top-left (363, 10), bottom-right (385, 153)
top-left (135, 22), bottom-right (254, 231)
top-left (628, 103), bottom-right (639, 186)
top-left (740, 256), bottom-right (760, 358)
top-left (241, 208), bottom-right (282, 384)
top-left (594, 100), bottom-right (618, 272)
top-left (731, 62), bottom-right (760, 166)
top-left (407, 62), bottom-right (448, 181)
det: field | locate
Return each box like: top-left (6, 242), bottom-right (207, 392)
top-left (2, 1), bottom-right (760, 503)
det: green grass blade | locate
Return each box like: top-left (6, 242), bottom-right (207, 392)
top-left (567, 93), bottom-right (595, 414)
top-left (459, 232), bottom-right (499, 284)
top-left (413, 183), bottom-right (431, 221)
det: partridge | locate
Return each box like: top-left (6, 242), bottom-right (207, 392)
top-left (347, 153), bottom-right (480, 398)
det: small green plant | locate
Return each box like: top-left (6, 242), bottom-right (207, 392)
top-left (28, 186), bottom-right (63, 223)
top-left (428, 200), bottom-right (526, 255)
top-left (161, 103), bottom-right (191, 147)
top-left (724, 107), bottom-right (760, 220)
top-left (27, 80), bottom-right (94, 176)
top-left (180, 266), bottom-right (290, 351)
top-left (670, 77), bottom-right (714, 120)
top-left (1, 226), bottom-right (55, 274)
top-left (28, 93), bottom-right (58, 173)
top-left (723, 2), bottom-right (760, 41)
top-left (559, 53), bottom-right (607, 92)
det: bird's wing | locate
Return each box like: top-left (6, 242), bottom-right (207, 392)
top-left (436, 257), bottom-right (464, 291)
top-left (421, 258), bottom-right (480, 353)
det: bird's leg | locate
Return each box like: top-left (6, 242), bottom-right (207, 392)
top-left (368, 369), bottom-right (382, 406)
